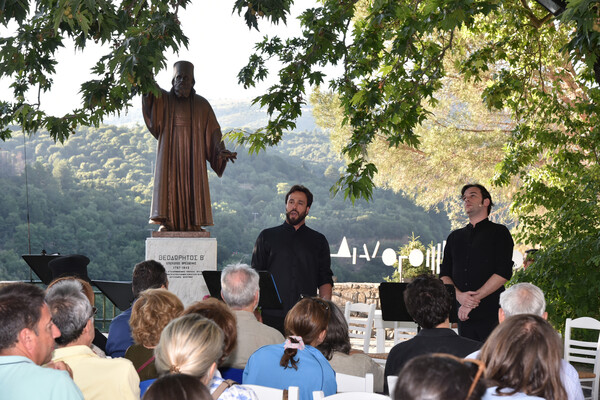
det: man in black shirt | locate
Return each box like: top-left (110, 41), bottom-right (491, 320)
top-left (440, 184), bottom-right (513, 341)
top-left (252, 185), bottom-right (334, 333)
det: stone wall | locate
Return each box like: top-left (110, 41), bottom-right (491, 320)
top-left (331, 282), bottom-right (381, 310)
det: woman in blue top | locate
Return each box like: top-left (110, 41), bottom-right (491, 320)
top-left (243, 297), bottom-right (336, 400)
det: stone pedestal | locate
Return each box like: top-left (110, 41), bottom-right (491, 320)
top-left (145, 237), bottom-right (217, 307)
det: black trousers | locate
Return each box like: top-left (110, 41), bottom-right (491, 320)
top-left (458, 315), bottom-right (498, 342)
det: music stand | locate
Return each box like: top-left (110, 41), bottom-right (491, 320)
top-left (91, 280), bottom-right (133, 312)
top-left (202, 270), bottom-right (283, 310)
top-left (22, 254), bottom-right (62, 284)
top-left (378, 282), bottom-right (458, 324)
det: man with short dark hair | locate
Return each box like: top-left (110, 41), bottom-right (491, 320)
top-left (440, 183), bottom-right (514, 341)
top-left (47, 280), bottom-right (140, 399)
top-left (0, 283), bottom-right (84, 400)
top-left (220, 263), bottom-right (284, 369)
top-left (252, 184), bottom-right (334, 333)
top-left (105, 260), bottom-right (168, 357)
top-left (383, 275), bottom-right (481, 394)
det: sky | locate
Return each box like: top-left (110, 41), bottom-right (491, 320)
top-left (0, 0), bottom-right (324, 116)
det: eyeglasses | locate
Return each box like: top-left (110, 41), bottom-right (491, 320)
top-left (429, 353), bottom-right (485, 400)
top-left (90, 306), bottom-right (97, 319)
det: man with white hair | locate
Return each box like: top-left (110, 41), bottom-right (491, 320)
top-left (469, 282), bottom-right (584, 400)
top-left (220, 263), bottom-right (284, 369)
top-left (46, 280), bottom-right (140, 400)
top-left (498, 282), bottom-right (548, 321)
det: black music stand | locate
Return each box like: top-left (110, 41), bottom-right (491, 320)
top-left (202, 270), bottom-right (283, 310)
top-left (378, 281), bottom-right (459, 324)
top-left (22, 254), bottom-right (62, 284)
top-left (92, 280), bottom-right (134, 312)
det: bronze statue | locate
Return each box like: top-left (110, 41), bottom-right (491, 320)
top-left (142, 61), bottom-right (237, 231)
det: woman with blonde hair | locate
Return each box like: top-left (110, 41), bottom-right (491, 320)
top-left (155, 314), bottom-right (257, 400)
top-left (243, 297), bottom-right (336, 400)
top-left (480, 314), bottom-right (567, 399)
top-left (125, 288), bottom-right (184, 381)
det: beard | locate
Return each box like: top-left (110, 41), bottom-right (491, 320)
top-left (286, 210), bottom-right (307, 226)
top-left (174, 84), bottom-right (192, 98)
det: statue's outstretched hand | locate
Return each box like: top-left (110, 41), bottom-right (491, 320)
top-left (220, 150), bottom-right (237, 163)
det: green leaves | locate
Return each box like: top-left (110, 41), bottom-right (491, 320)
top-left (0, 0), bottom-right (190, 142)
top-left (232, 0), bottom-right (503, 202)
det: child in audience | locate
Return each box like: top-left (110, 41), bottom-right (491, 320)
top-left (394, 353), bottom-right (486, 400)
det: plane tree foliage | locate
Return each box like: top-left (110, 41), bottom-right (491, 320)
top-left (231, 0), bottom-right (600, 326)
top-left (0, 0), bottom-right (193, 142)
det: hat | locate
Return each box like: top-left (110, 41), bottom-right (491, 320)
top-left (48, 254), bottom-right (91, 283)
top-left (173, 61), bottom-right (194, 79)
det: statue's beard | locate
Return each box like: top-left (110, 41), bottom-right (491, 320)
top-left (174, 85), bottom-right (192, 98)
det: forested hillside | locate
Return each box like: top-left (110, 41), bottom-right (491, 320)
top-left (0, 122), bottom-right (450, 282)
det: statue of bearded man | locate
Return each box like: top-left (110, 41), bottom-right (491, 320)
top-left (142, 61), bottom-right (237, 232)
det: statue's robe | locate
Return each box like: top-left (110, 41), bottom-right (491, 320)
top-left (142, 89), bottom-right (227, 231)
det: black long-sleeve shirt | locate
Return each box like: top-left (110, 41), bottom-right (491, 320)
top-left (251, 222), bottom-right (334, 318)
top-left (439, 218), bottom-right (514, 320)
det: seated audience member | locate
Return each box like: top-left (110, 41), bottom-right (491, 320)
top-left (46, 280), bottom-right (140, 400)
top-left (125, 288), bottom-right (184, 381)
top-left (243, 297), bottom-right (336, 400)
top-left (384, 274), bottom-right (481, 393)
top-left (155, 314), bottom-right (258, 400)
top-left (219, 263), bottom-right (284, 369)
top-left (480, 314), bottom-right (567, 399)
top-left (142, 374), bottom-right (212, 400)
top-left (317, 300), bottom-right (384, 392)
top-left (47, 276), bottom-right (105, 356)
top-left (0, 283), bottom-right (84, 400)
top-left (467, 283), bottom-right (583, 400)
top-left (106, 259), bottom-right (168, 357)
top-left (183, 298), bottom-right (238, 369)
top-left (394, 353), bottom-right (486, 400)
top-left (48, 254), bottom-right (107, 352)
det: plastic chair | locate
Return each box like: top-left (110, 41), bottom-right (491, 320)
top-left (335, 372), bottom-right (374, 393)
top-left (241, 384), bottom-right (299, 400)
top-left (564, 317), bottom-right (600, 400)
top-left (313, 391), bottom-right (390, 400)
top-left (392, 321), bottom-right (418, 345)
top-left (139, 378), bottom-right (156, 397)
top-left (344, 301), bottom-right (376, 353)
top-left (387, 375), bottom-right (398, 399)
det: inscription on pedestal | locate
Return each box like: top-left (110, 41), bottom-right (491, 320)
top-left (146, 237), bottom-right (217, 307)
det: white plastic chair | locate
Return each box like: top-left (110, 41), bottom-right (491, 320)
top-left (313, 391), bottom-right (390, 400)
top-left (335, 372), bottom-right (374, 393)
top-left (241, 384), bottom-right (299, 400)
top-left (392, 321), bottom-right (418, 345)
top-left (387, 375), bottom-right (398, 399)
top-left (344, 301), bottom-right (376, 353)
top-left (564, 317), bottom-right (600, 400)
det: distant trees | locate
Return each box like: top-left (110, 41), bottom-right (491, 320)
top-left (0, 123), bottom-right (450, 282)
